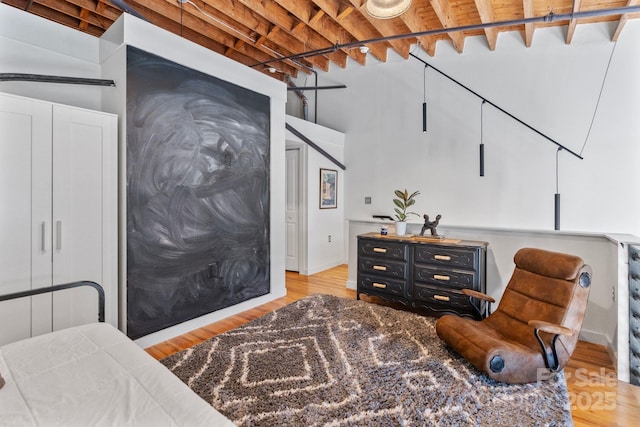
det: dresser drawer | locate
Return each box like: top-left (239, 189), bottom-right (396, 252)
top-left (414, 246), bottom-right (478, 270)
top-left (413, 284), bottom-right (470, 310)
top-left (359, 275), bottom-right (407, 298)
top-left (359, 257), bottom-right (408, 279)
top-left (359, 239), bottom-right (408, 261)
top-left (414, 265), bottom-right (476, 289)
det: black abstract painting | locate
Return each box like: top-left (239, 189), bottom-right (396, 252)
top-left (126, 46), bottom-right (271, 339)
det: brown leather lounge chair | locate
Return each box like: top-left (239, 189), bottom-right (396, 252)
top-left (435, 247), bottom-right (592, 384)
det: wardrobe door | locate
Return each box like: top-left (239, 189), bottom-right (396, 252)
top-left (51, 105), bottom-right (117, 330)
top-left (0, 93), bottom-right (53, 346)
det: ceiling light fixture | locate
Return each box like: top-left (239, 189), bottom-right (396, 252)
top-left (365, 0), bottom-right (412, 20)
top-left (268, 67), bottom-right (277, 73)
top-left (480, 100), bottom-right (486, 176)
top-left (359, 46), bottom-right (370, 54)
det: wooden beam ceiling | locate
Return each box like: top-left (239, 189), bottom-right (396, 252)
top-left (2, 0), bottom-right (638, 80)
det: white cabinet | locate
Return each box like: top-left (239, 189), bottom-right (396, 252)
top-left (0, 92), bottom-right (117, 345)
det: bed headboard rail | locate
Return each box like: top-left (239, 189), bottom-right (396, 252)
top-left (0, 281), bottom-right (105, 322)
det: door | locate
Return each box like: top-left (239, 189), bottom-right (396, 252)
top-left (0, 93), bottom-right (53, 345)
top-left (285, 148), bottom-right (300, 271)
top-left (52, 105), bottom-right (116, 330)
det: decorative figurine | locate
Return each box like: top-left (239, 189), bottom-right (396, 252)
top-left (420, 214), bottom-right (442, 237)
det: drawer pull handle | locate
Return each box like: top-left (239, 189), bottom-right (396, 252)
top-left (434, 295), bottom-right (450, 302)
top-left (434, 274), bottom-right (450, 281)
top-left (373, 265), bottom-right (387, 271)
top-left (434, 255), bottom-right (451, 261)
top-left (373, 247), bottom-right (387, 253)
top-left (373, 283), bottom-right (387, 289)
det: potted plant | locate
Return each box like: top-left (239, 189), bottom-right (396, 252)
top-left (393, 189), bottom-right (420, 236)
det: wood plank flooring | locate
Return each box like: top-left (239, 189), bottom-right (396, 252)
top-left (146, 265), bottom-right (640, 426)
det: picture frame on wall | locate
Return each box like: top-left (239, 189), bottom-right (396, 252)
top-left (320, 168), bottom-right (337, 209)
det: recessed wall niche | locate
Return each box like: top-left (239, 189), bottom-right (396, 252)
top-left (126, 46), bottom-right (271, 339)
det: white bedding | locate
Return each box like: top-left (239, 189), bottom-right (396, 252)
top-left (0, 323), bottom-right (235, 427)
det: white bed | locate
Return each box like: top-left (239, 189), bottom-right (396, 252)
top-left (0, 322), bottom-right (235, 427)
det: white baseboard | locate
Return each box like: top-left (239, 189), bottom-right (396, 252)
top-left (346, 279), bottom-right (356, 290)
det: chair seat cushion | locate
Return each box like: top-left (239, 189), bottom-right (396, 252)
top-left (436, 314), bottom-right (546, 384)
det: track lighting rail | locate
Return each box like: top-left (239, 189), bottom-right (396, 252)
top-left (410, 54), bottom-right (583, 160)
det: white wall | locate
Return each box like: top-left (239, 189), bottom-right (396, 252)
top-left (0, 3), bottom-right (102, 110)
top-left (299, 21), bottom-right (640, 238)
top-left (286, 115), bottom-right (346, 275)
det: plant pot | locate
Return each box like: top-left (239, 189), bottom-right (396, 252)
top-left (395, 221), bottom-right (407, 236)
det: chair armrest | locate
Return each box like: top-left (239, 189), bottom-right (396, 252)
top-left (528, 320), bottom-right (573, 337)
top-left (461, 288), bottom-right (495, 303)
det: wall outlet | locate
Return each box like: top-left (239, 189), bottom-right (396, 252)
top-left (328, 235), bottom-right (332, 242)
top-left (364, 196), bottom-right (372, 204)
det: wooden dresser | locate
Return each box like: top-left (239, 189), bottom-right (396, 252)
top-left (357, 232), bottom-right (488, 319)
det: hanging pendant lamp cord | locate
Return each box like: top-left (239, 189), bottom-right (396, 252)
top-left (556, 147), bottom-right (562, 194)
top-left (481, 100), bottom-right (486, 144)
top-left (423, 65), bottom-right (427, 102)
top-left (579, 41), bottom-right (618, 157)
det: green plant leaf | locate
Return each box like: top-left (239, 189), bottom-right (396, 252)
top-left (393, 199), bottom-right (404, 209)
top-left (394, 190), bottom-right (405, 199)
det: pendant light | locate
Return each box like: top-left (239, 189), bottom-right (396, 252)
top-left (555, 147), bottom-right (562, 230)
top-left (480, 100), bottom-right (486, 176)
top-left (366, 0), bottom-right (412, 19)
top-left (422, 65), bottom-right (427, 133)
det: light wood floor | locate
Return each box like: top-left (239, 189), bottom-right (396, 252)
top-left (146, 265), bottom-right (640, 426)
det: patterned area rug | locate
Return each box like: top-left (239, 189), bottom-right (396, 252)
top-left (161, 294), bottom-right (573, 426)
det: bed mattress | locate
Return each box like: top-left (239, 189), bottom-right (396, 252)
top-left (0, 322), bottom-right (235, 426)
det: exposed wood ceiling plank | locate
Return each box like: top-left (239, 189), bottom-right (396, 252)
top-left (474, 0), bottom-right (498, 50)
top-left (310, 0), bottom-right (390, 62)
top-left (523, 0), bottom-right (535, 47)
top-left (271, 0), bottom-right (369, 65)
top-left (612, 0), bottom-right (640, 41)
top-left (566, 0), bottom-right (583, 44)
top-left (230, 0), bottom-right (350, 69)
top-left (129, 0), bottom-right (306, 76)
top-left (392, 3), bottom-right (435, 57)
top-left (429, 0), bottom-right (466, 53)
top-left (348, 0), bottom-right (413, 59)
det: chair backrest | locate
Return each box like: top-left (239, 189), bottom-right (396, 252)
top-left (485, 248), bottom-right (591, 365)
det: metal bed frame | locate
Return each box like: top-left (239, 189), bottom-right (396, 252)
top-left (0, 281), bottom-right (105, 322)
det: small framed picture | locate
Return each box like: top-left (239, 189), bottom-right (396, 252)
top-left (319, 168), bottom-right (337, 209)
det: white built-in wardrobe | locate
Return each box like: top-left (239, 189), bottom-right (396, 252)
top-left (0, 92), bottom-right (117, 346)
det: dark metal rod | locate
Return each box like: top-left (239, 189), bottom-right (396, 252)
top-left (286, 85), bottom-right (347, 91)
top-left (412, 54), bottom-right (583, 160)
top-left (0, 281), bottom-right (105, 322)
top-left (554, 193), bottom-right (561, 230)
top-left (286, 123), bottom-right (346, 170)
top-left (0, 73), bottom-right (116, 87)
top-left (251, 7), bottom-right (640, 68)
top-left (422, 102), bottom-right (427, 132)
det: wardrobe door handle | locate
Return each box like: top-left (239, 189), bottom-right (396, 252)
top-left (56, 220), bottom-right (62, 250)
top-left (434, 255), bottom-right (451, 261)
top-left (41, 221), bottom-right (48, 252)
top-left (434, 295), bottom-right (450, 302)
top-left (373, 265), bottom-right (387, 271)
top-left (372, 283), bottom-right (387, 289)
top-left (434, 274), bottom-right (450, 281)
top-left (373, 247), bottom-right (387, 253)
